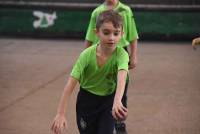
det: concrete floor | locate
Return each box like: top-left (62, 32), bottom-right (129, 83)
top-left (0, 38), bottom-right (200, 134)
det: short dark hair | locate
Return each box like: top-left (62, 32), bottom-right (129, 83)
top-left (96, 10), bottom-right (123, 30)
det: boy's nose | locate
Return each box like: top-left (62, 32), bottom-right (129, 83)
top-left (109, 34), bottom-right (114, 40)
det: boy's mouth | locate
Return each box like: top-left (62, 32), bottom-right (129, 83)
top-left (107, 42), bottom-right (115, 46)
top-left (107, 42), bottom-right (115, 45)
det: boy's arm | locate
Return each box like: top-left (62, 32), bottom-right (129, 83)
top-left (112, 70), bottom-right (128, 120)
top-left (85, 11), bottom-right (97, 48)
top-left (126, 7), bottom-right (138, 69)
top-left (51, 76), bottom-right (78, 134)
top-left (84, 40), bottom-right (92, 49)
top-left (129, 39), bottom-right (138, 69)
top-left (57, 76), bottom-right (78, 115)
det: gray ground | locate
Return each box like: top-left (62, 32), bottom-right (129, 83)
top-left (0, 38), bottom-right (200, 134)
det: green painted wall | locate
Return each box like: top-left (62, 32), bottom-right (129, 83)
top-left (0, 8), bottom-right (199, 40)
top-left (0, 8), bottom-right (91, 35)
top-left (135, 11), bottom-right (200, 36)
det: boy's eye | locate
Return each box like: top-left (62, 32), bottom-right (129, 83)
top-left (114, 32), bottom-right (120, 36)
top-left (103, 31), bottom-right (110, 35)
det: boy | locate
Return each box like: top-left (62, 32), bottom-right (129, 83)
top-left (85, 0), bottom-right (138, 69)
top-left (51, 10), bottom-right (129, 134)
top-left (85, 0), bottom-right (138, 133)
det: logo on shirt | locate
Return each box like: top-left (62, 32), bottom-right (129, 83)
top-left (116, 7), bottom-right (126, 13)
top-left (80, 117), bottom-right (87, 130)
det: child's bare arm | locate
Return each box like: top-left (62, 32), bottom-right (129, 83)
top-left (129, 39), bottom-right (138, 69)
top-left (51, 76), bottom-right (78, 134)
top-left (112, 70), bottom-right (128, 121)
top-left (57, 76), bottom-right (78, 115)
top-left (84, 40), bottom-right (92, 49)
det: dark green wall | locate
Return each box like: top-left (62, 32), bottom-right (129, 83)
top-left (0, 8), bottom-right (200, 40)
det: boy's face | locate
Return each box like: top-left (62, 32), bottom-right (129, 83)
top-left (96, 21), bottom-right (123, 49)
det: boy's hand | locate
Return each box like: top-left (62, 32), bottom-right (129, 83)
top-left (51, 114), bottom-right (67, 134)
top-left (112, 101), bottom-right (128, 121)
top-left (129, 56), bottom-right (137, 69)
top-left (192, 37), bottom-right (200, 50)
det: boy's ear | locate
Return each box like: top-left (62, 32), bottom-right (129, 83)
top-left (121, 31), bottom-right (124, 36)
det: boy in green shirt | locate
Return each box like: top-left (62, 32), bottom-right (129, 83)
top-left (85, 0), bottom-right (138, 69)
top-left (51, 10), bottom-right (129, 134)
top-left (85, 0), bottom-right (138, 133)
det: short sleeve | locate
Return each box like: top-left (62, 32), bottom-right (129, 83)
top-left (70, 52), bottom-right (88, 81)
top-left (85, 11), bottom-right (98, 43)
top-left (117, 48), bottom-right (129, 71)
top-left (126, 7), bottom-right (139, 42)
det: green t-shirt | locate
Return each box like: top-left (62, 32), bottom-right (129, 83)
top-left (85, 1), bottom-right (138, 47)
top-left (70, 45), bottom-right (129, 96)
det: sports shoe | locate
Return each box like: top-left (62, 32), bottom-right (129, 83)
top-left (115, 121), bottom-right (128, 134)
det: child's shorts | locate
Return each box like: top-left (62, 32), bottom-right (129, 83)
top-left (76, 88), bottom-right (115, 134)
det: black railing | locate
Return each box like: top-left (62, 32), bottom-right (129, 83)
top-left (0, 1), bottom-right (200, 11)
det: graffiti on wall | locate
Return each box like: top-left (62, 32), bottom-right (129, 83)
top-left (33, 11), bottom-right (57, 28)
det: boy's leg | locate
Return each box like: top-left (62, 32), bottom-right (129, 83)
top-left (97, 106), bottom-right (115, 134)
top-left (76, 90), bottom-right (99, 134)
top-left (122, 79), bottom-right (128, 107)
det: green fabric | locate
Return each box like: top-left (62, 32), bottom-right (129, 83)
top-left (71, 45), bottom-right (129, 96)
top-left (85, 1), bottom-right (138, 47)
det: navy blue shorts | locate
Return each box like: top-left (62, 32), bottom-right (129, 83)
top-left (76, 89), bottom-right (115, 134)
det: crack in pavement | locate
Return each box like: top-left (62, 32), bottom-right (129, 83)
top-left (0, 70), bottom-right (68, 113)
